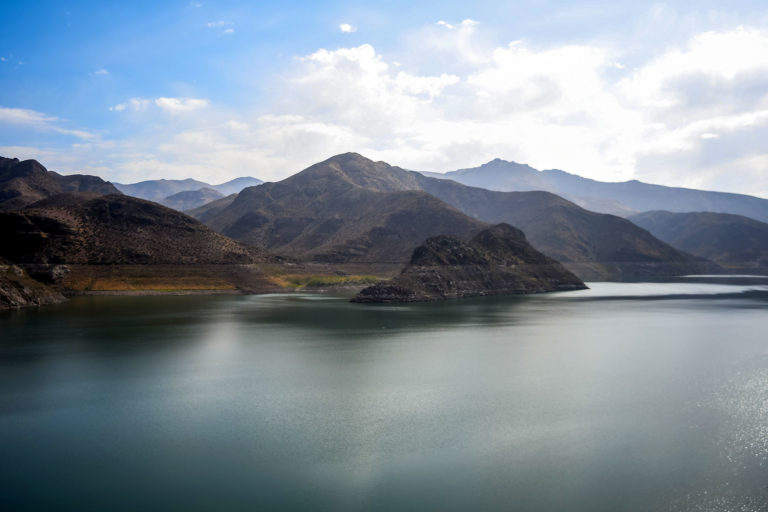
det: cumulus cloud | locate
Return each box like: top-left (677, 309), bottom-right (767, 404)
top-left (339, 23), bottom-right (356, 33)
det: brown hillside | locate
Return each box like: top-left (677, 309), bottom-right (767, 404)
top-left (0, 193), bottom-right (272, 265)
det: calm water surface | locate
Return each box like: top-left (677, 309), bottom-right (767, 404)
top-left (1, 280), bottom-right (768, 511)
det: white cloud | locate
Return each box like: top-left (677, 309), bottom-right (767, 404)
top-left (93, 68), bottom-right (110, 76)
top-left (13, 25), bottom-right (768, 198)
top-left (0, 106), bottom-right (57, 125)
top-left (110, 97), bottom-right (209, 113)
top-left (619, 27), bottom-right (768, 116)
top-left (110, 98), bottom-right (151, 111)
top-left (0, 106), bottom-right (97, 140)
top-left (155, 97), bottom-right (210, 112)
top-left (207, 21), bottom-right (234, 34)
top-left (339, 23), bottom-right (356, 33)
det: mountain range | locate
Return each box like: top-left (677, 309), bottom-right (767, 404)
top-left (423, 159), bottom-right (768, 223)
top-left (192, 153), bottom-right (715, 280)
top-left (6, 150), bottom-right (765, 308)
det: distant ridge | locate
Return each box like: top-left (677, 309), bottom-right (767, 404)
top-left (115, 176), bottom-right (263, 208)
top-left (425, 158), bottom-right (768, 222)
top-left (161, 187), bottom-right (225, 211)
top-left (629, 210), bottom-right (768, 268)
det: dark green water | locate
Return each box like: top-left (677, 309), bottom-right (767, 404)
top-left (1, 281), bottom-right (768, 511)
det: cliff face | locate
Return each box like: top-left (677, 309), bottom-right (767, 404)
top-left (353, 224), bottom-right (587, 303)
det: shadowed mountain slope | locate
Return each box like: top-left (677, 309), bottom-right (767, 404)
top-left (199, 155), bottom-right (485, 263)
top-left (629, 211), bottom-right (768, 267)
top-left (424, 158), bottom-right (768, 222)
top-left (0, 157), bottom-right (120, 211)
top-left (197, 153), bottom-right (712, 279)
top-left (0, 193), bottom-right (271, 265)
top-left (353, 223), bottom-right (586, 303)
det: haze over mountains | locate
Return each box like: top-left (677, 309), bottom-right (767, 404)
top-left (114, 176), bottom-right (263, 211)
top-left (193, 153), bottom-right (714, 279)
top-left (423, 159), bottom-right (768, 223)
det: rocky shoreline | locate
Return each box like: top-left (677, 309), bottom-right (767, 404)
top-left (0, 265), bottom-right (66, 309)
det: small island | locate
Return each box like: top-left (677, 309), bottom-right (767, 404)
top-left (353, 223), bottom-right (587, 303)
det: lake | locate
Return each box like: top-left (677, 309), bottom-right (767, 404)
top-left (1, 280), bottom-right (768, 511)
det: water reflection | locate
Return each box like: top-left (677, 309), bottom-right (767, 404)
top-left (1, 279), bottom-right (768, 511)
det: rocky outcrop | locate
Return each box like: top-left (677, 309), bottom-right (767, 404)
top-left (0, 265), bottom-right (66, 309)
top-left (353, 224), bottom-right (587, 303)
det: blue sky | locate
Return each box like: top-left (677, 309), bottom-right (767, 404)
top-left (2, 1), bottom-right (768, 197)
